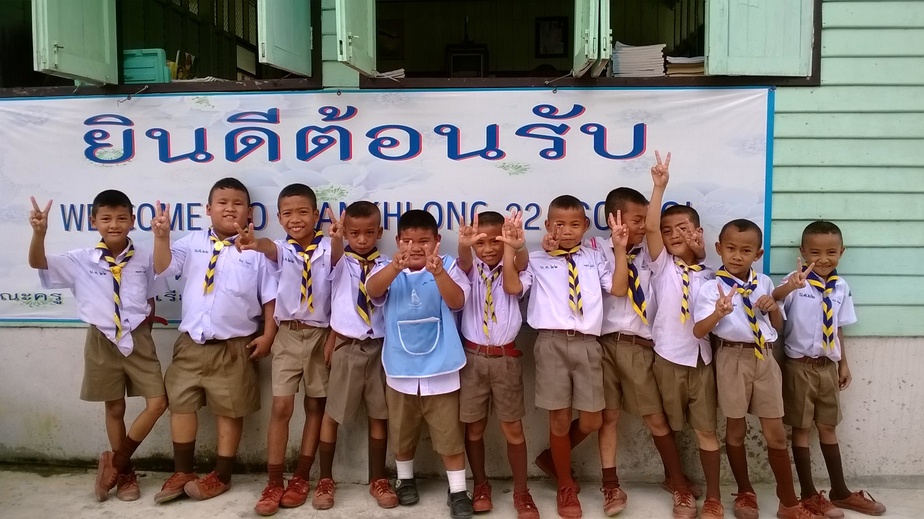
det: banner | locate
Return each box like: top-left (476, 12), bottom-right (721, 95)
top-left (0, 87), bottom-right (772, 323)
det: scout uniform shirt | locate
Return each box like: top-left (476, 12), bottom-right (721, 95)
top-left (460, 257), bottom-right (532, 346)
top-left (329, 252), bottom-right (388, 340)
top-left (271, 236), bottom-right (332, 326)
top-left (694, 269), bottom-right (781, 347)
top-left (587, 236), bottom-right (657, 338)
top-left (649, 248), bottom-right (714, 366)
top-left (780, 271), bottom-right (856, 362)
top-left (526, 246), bottom-right (613, 336)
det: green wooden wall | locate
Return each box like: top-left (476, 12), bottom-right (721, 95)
top-left (772, 0), bottom-right (924, 336)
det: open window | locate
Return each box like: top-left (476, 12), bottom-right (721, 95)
top-left (257, 0), bottom-right (313, 76)
top-left (32, 0), bottom-right (118, 85)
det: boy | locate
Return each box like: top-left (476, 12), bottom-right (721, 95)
top-left (365, 209), bottom-right (474, 519)
top-left (643, 153), bottom-right (722, 519)
top-left (693, 218), bottom-right (822, 519)
top-left (240, 183), bottom-right (334, 516)
top-left (457, 210), bottom-right (538, 519)
top-left (311, 201), bottom-right (399, 511)
top-left (151, 178), bottom-right (278, 504)
top-left (28, 191), bottom-right (167, 502)
top-left (772, 221), bottom-right (885, 517)
top-left (525, 195), bottom-right (624, 519)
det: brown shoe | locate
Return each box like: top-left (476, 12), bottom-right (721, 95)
top-left (154, 471), bottom-right (198, 504)
top-left (184, 471), bottom-right (230, 501)
top-left (513, 490), bottom-right (540, 519)
top-left (732, 492), bottom-right (759, 519)
top-left (802, 492), bottom-right (845, 518)
top-left (115, 470), bottom-right (140, 501)
top-left (472, 480), bottom-right (493, 512)
top-left (534, 449), bottom-right (581, 493)
top-left (701, 497), bottom-right (725, 519)
top-left (661, 475), bottom-right (704, 499)
top-left (312, 477), bottom-right (336, 510)
top-left (369, 478), bottom-right (398, 509)
top-left (281, 475), bottom-right (309, 508)
top-left (830, 491), bottom-right (886, 516)
top-left (254, 482), bottom-right (285, 516)
top-left (94, 451), bottom-right (119, 501)
top-left (777, 502), bottom-right (824, 519)
top-left (601, 485), bottom-right (627, 516)
top-left (674, 490), bottom-right (697, 518)
top-left (557, 483), bottom-right (582, 519)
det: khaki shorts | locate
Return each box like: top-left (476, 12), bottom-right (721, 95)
top-left (783, 357), bottom-right (842, 429)
top-left (326, 336), bottom-right (388, 424)
top-left (386, 386), bottom-right (464, 457)
top-left (81, 325), bottom-right (166, 402)
top-left (459, 351), bottom-right (526, 423)
top-left (164, 333), bottom-right (260, 418)
top-left (715, 343), bottom-right (784, 419)
top-left (271, 325), bottom-right (330, 397)
top-left (653, 354), bottom-right (717, 432)
top-left (599, 333), bottom-right (663, 415)
top-left (534, 330), bottom-right (605, 412)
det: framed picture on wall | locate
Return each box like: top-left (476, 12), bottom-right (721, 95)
top-left (535, 17), bottom-right (568, 58)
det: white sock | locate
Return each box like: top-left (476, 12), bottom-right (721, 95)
top-left (447, 469), bottom-right (467, 493)
top-left (396, 459), bottom-right (414, 480)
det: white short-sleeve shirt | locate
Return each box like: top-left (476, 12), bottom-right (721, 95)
top-left (648, 248), bottom-right (714, 366)
top-left (159, 230), bottom-right (278, 344)
top-left (271, 237), bottom-right (332, 326)
top-left (693, 269), bottom-right (780, 345)
top-left (780, 271), bottom-right (856, 362)
top-left (39, 240), bottom-right (160, 355)
top-left (460, 258), bottom-right (531, 346)
top-left (328, 253), bottom-right (388, 340)
top-left (587, 236), bottom-right (656, 338)
top-left (526, 247), bottom-right (613, 336)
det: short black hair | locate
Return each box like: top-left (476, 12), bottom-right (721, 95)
top-left (92, 190), bottom-right (132, 217)
top-left (476, 211), bottom-right (504, 228)
top-left (719, 218), bottom-right (763, 244)
top-left (604, 187), bottom-right (648, 219)
top-left (277, 183), bottom-right (317, 210)
top-left (661, 204), bottom-right (701, 228)
top-left (548, 195), bottom-right (585, 213)
top-left (398, 209), bottom-right (438, 235)
top-left (209, 177), bottom-right (251, 206)
top-left (801, 220), bottom-right (843, 247)
top-left (345, 200), bottom-right (381, 221)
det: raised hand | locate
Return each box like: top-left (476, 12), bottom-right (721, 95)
top-left (682, 228), bottom-right (706, 258)
top-left (497, 209), bottom-right (525, 251)
top-left (151, 200), bottom-right (171, 239)
top-left (754, 294), bottom-right (779, 313)
top-left (29, 196), bottom-right (52, 234)
top-left (785, 257), bottom-right (816, 290)
top-left (542, 224), bottom-right (562, 252)
top-left (458, 214), bottom-right (487, 249)
top-left (327, 208), bottom-right (345, 240)
top-left (651, 150), bottom-right (671, 188)
top-left (608, 210), bottom-right (629, 250)
top-left (392, 240), bottom-right (410, 271)
top-left (425, 241), bottom-right (444, 275)
top-left (234, 222), bottom-right (257, 251)
top-left (715, 283), bottom-right (736, 317)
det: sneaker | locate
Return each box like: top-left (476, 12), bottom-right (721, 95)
top-left (280, 475), bottom-right (309, 508)
top-left (447, 489), bottom-right (474, 519)
top-left (395, 478), bottom-right (420, 506)
top-left (369, 478), bottom-right (398, 509)
top-left (701, 497), bottom-right (725, 519)
top-left (94, 451), bottom-right (118, 501)
top-left (732, 492), bottom-right (759, 519)
top-left (312, 478), bottom-right (336, 510)
top-left (184, 471), bottom-right (230, 501)
top-left (601, 485), bottom-right (627, 516)
top-left (830, 491), bottom-right (886, 516)
top-left (673, 490), bottom-right (698, 518)
top-left (661, 475), bottom-right (704, 499)
top-left (557, 483), bottom-right (582, 519)
top-left (254, 483), bottom-right (285, 516)
top-left (115, 470), bottom-right (140, 502)
top-left (472, 480), bottom-right (493, 512)
top-left (534, 449), bottom-right (581, 493)
top-left (153, 471), bottom-right (198, 504)
top-left (513, 490), bottom-right (540, 519)
top-left (802, 492), bottom-right (845, 518)
top-left (777, 502), bottom-right (825, 519)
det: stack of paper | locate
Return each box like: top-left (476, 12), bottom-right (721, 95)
top-left (666, 56), bottom-right (705, 77)
top-left (610, 42), bottom-right (666, 77)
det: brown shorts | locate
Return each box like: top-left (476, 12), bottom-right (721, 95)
top-left (599, 333), bottom-right (663, 415)
top-left (459, 351), bottom-right (526, 423)
top-left (653, 355), bottom-right (717, 432)
top-left (271, 325), bottom-right (330, 397)
top-left (325, 336), bottom-right (388, 424)
top-left (80, 325), bottom-right (166, 402)
top-left (164, 333), bottom-right (260, 418)
top-left (534, 330), bottom-right (605, 412)
top-left (715, 342), bottom-right (784, 419)
top-left (386, 386), bottom-right (464, 457)
top-left (783, 357), bottom-right (842, 429)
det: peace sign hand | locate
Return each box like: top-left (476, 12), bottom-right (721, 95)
top-left (425, 241), bottom-right (444, 275)
top-left (682, 228), bottom-right (706, 259)
top-left (327, 208), bottom-right (345, 239)
top-left (497, 209), bottom-right (526, 251)
top-left (651, 150), bottom-right (672, 188)
top-left (784, 257), bottom-right (816, 290)
top-left (151, 201), bottom-right (171, 239)
top-left (458, 214), bottom-right (487, 249)
top-left (29, 196), bottom-right (53, 234)
top-left (715, 283), bottom-right (736, 318)
top-left (392, 240), bottom-right (410, 272)
top-left (608, 210), bottom-right (629, 250)
top-left (234, 222), bottom-right (257, 251)
top-left (542, 224), bottom-right (562, 252)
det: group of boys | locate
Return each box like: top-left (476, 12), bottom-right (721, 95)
top-left (27, 151), bottom-right (886, 519)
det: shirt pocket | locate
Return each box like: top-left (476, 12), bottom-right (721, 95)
top-left (227, 258), bottom-right (260, 297)
top-left (396, 316), bottom-right (442, 356)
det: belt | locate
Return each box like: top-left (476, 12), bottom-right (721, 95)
top-left (611, 332), bottom-right (654, 348)
top-left (203, 338), bottom-right (224, 345)
top-left (280, 320), bottom-right (320, 331)
top-left (790, 355), bottom-right (832, 366)
top-left (543, 329), bottom-right (597, 340)
top-left (715, 337), bottom-right (774, 350)
top-left (463, 339), bottom-right (522, 358)
top-left (334, 333), bottom-right (380, 350)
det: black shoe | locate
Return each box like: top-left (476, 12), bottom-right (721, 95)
top-left (447, 490), bottom-right (474, 519)
top-left (394, 478), bottom-right (419, 506)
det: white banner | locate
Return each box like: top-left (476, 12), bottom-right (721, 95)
top-left (0, 87), bottom-right (772, 323)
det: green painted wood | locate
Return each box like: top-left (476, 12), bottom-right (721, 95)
top-left (775, 113), bottom-right (924, 138)
top-left (772, 193), bottom-right (924, 220)
top-left (335, 0), bottom-right (375, 76)
top-left (591, 0), bottom-right (611, 77)
top-left (823, 28), bottom-right (924, 57)
top-left (773, 167), bottom-right (924, 193)
top-left (322, 9), bottom-right (336, 35)
top-left (573, 0), bottom-right (598, 77)
top-left (776, 86), bottom-right (924, 113)
top-left (321, 61), bottom-right (359, 87)
top-left (257, 0), bottom-right (312, 76)
top-left (769, 248), bottom-right (923, 277)
top-left (849, 306), bottom-right (924, 336)
top-left (821, 57), bottom-right (924, 86)
top-left (775, 138), bottom-right (924, 166)
top-left (32, 0), bottom-right (118, 85)
top-left (823, 1), bottom-right (924, 29)
top-left (771, 221), bottom-right (924, 247)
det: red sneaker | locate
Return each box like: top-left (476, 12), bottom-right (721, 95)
top-left (535, 449), bottom-right (581, 493)
top-left (513, 490), bottom-right (540, 519)
top-left (557, 483), bottom-right (582, 519)
top-left (254, 482), bottom-right (285, 516)
top-left (115, 470), bottom-right (140, 502)
top-left (94, 451), bottom-right (118, 501)
top-left (281, 475), bottom-right (309, 508)
top-left (472, 480), bottom-right (493, 512)
top-left (312, 478), bottom-right (336, 510)
top-left (830, 491), bottom-right (886, 516)
top-left (802, 492), bottom-right (845, 518)
top-left (368, 478), bottom-right (398, 509)
top-left (673, 489), bottom-right (697, 518)
top-left (153, 471), bottom-right (198, 504)
top-left (777, 502), bottom-right (825, 519)
top-left (661, 475), bottom-right (704, 499)
top-left (733, 492), bottom-right (759, 519)
top-left (701, 497), bottom-right (726, 519)
top-left (183, 471), bottom-right (230, 501)
top-left (601, 485), bottom-right (627, 516)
